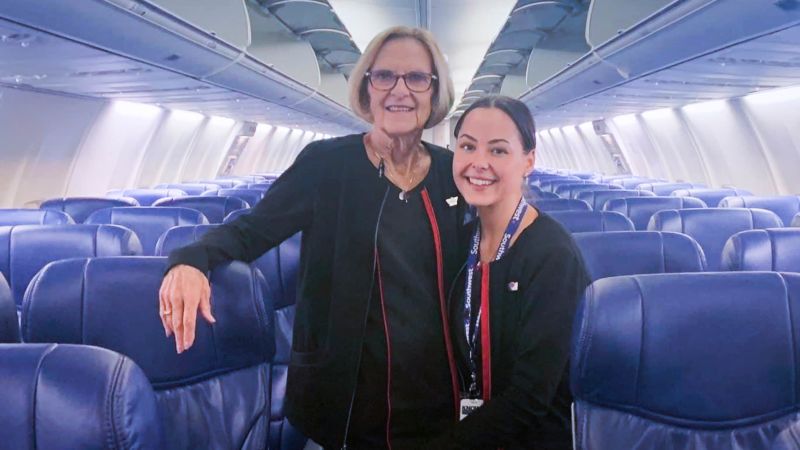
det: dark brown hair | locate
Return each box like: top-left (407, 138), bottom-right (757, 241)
top-left (453, 95), bottom-right (536, 152)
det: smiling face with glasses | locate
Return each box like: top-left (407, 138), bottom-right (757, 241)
top-left (366, 38), bottom-right (436, 137)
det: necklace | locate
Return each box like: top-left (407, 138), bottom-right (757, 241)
top-left (366, 136), bottom-right (423, 202)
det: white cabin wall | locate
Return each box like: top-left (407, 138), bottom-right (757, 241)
top-left (134, 110), bottom-right (206, 187)
top-left (0, 87), bottom-right (104, 207)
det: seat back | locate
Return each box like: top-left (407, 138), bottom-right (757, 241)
top-left (85, 207), bottom-right (208, 255)
top-left (532, 198), bottom-right (591, 212)
top-left (0, 273), bottom-right (19, 343)
top-left (794, 214), bottom-right (800, 227)
top-left (557, 183), bottom-right (621, 199)
top-left (611, 177), bottom-right (664, 189)
top-left (540, 178), bottom-right (584, 193)
top-left (772, 423), bottom-right (800, 450)
top-left (719, 196), bottom-right (800, 227)
top-left (204, 188), bottom-right (265, 209)
top-left (571, 272), bottom-right (800, 450)
top-left (23, 257), bottom-right (275, 450)
top-left (573, 231), bottom-right (706, 281)
top-left (153, 196), bottom-right (249, 223)
top-left (0, 224), bottom-right (142, 309)
top-left (637, 182), bottom-right (706, 195)
top-left (546, 210), bottom-right (634, 233)
top-left (107, 188), bottom-right (187, 206)
top-left (648, 208), bottom-right (783, 270)
top-left (722, 228), bottom-right (800, 272)
top-left (672, 188), bottom-right (753, 208)
top-left (605, 196), bottom-right (708, 230)
top-left (154, 183), bottom-right (221, 195)
top-left (193, 179), bottom-right (243, 189)
top-left (247, 183), bottom-right (274, 191)
top-left (40, 197), bottom-right (139, 223)
top-left (0, 209), bottom-right (74, 225)
top-left (576, 189), bottom-right (656, 211)
top-left (0, 343), bottom-right (163, 450)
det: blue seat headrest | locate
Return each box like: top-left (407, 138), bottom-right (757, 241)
top-left (107, 189), bottom-right (187, 206)
top-left (153, 183), bottom-right (221, 195)
top-left (722, 228), bottom-right (800, 272)
top-left (772, 422), bottom-right (800, 450)
top-left (153, 196), bottom-right (249, 223)
top-left (0, 209), bottom-right (74, 225)
top-left (192, 179), bottom-right (242, 189)
top-left (576, 189), bottom-right (656, 211)
top-left (672, 188), bottom-right (753, 208)
top-left (572, 272), bottom-right (800, 448)
top-left (794, 214), bottom-right (800, 227)
top-left (85, 207), bottom-right (208, 256)
top-left (532, 198), bottom-right (591, 212)
top-left (203, 189), bottom-right (265, 208)
top-left (0, 274), bottom-right (19, 343)
top-left (23, 257), bottom-right (274, 387)
top-left (40, 197), bottom-right (139, 223)
top-left (546, 210), bottom-right (634, 232)
top-left (223, 208), bottom-right (252, 223)
top-left (573, 231), bottom-right (706, 281)
top-left (636, 182), bottom-right (706, 195)
top-left (155, 224), bottom-right (221, 256)
top-left (605, 196), bottom-right (708, 230)
top-left (720, 196), bottom-right (800, 227)
top-left (648, 208), bottom-right (783, 270)
top-left (0, 224), bottom-right (143, 309)
top-left (0, 343), bottom-right (163, 449)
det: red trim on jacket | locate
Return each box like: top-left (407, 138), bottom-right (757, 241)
top-left (375, 250), bottom-right (394, 450)
top-left (480, 265), bottom-right (492, 402)
top-left (420, 188), bottom-right (461, 421)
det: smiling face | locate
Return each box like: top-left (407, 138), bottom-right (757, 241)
top-left (367, 37), bottom-right (434, 137)
top-left (453, 107), bottom-right (535, 208)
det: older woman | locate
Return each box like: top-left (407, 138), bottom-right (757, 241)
top-left (159, 26), bottom-right (467, 449)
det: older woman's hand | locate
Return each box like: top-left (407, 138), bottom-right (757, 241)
top-left (159, 264), bottom-right (216, 353)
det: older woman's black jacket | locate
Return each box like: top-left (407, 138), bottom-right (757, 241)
top-left (168, 133), bottom-right (469, 448)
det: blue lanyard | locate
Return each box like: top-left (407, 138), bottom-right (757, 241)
top-left (463, 197), bottom-right (528, 397)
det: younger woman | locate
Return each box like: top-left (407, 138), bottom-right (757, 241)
top-left (429, 95), bottom-right (590, 449)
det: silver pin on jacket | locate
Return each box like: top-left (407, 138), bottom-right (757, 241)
top-left (446, 196), bottom-right (458, 207)
top-left (507, 281), bottom-right (519, 292)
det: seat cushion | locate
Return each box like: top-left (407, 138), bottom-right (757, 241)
top-left (605, 196), bottom-right (708, 230)
top-left (546, 210), bottom-right (634, 232)
top-left (574, 231), bottom-right (706, 281)
top-left (722, 228), bottom-right (800, 272)
top-left (0, 209), bottom-right (74, 225)
top-left (85, 207), bottom-right (208, 255)
top-left (0, 224), bottom-right (142, 309)
top-left (648, 208), bottom-right (783, 270)
top-left (720, 196), bottom-right (800, 227)
top-left (40, 197), bottom-right (139, 223)
top-left (0, 343), bottom-right (162, 450)
top-left (153, 196), bottom-right (249, 223)
top-left (572, 272), bottom-right (800, 450)
top-left (23, 257), bottom-right (275, 450)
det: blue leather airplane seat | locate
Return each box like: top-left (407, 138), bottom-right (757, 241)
top-left (526, 191), bottom-right (559, 201)
top-left (247, 182), bottom-right (274, 191)
top-left (107, 188), bottom-right (187, 206)
top-left (40, 196), bottom-right (139, 223)
top-left (85, 207), bottom-right (208, 255)
top-left (153, 196), bottom-right (249, 223)
top-left (722, 228), bottom-right (800, 272)
top-left (203, 188), bottom-right (265, 210)
top-left (648, 208), bottom-right (783, 270)
top-left (610, 177), bottom-right (665, 189)
top-left (153, 183), bottom-right (222, 195)
top-left (541, 178), bottom-right (586, 193)
top-left (22, 257), bottom-right (275, 450)
top-left (531, 198), bottom-right (591, 212)
top-left (576, 189), bottom-right (656, 211)
top-left (572, 272), bottom-right (800, 450)
top-left (555, 183), bottom-right (622, 199)
top-left (0, 208), bottom-right (74, 225)
top-left (672, 188), bottom-right (753, 208)
top-left (637, 182), bottom-right (706, 196)
top-left (0, 224), bottom-right (142, 310)
top-left (719, 195), bottom-right (800, 227)
top-left (193, 179), bottom-right (244, 189)
top-left (605, 196), bottom-right (708, 230)
top-left (546, 210), bottom-right (634, 233)
top-left (0, 343), bottom-right (163, 449)
top-left (574, 231), bottom-right (706, 281)
top-left (0, 273), bottom-right (19, 343)
top-left (772, 422), bottom-right (800, 450)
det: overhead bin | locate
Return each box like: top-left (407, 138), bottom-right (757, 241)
top-left (0, 0), bottom-right (364, 130)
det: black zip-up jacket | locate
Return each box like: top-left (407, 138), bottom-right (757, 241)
top-left (167, 134), bottom-right (469, 448)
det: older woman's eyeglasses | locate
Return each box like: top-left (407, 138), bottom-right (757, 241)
top-left (365, 70), bottom-right (437, 93)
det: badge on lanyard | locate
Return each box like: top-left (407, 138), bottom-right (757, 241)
top-left (459, 398), bottom-right (484, 421)
top-left (462, 197), bottom-right (528, 401)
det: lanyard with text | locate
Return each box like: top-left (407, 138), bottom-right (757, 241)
top-left (463, 197), bottom-right (528, 406)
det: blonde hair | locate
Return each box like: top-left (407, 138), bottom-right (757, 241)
top-left (348, 26), bottom-right (454, 129)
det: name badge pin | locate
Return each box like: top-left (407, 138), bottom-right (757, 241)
top-left (507, 281), bottom-right (519, 292)
top-left (446, 196), bottom-right (458, 207)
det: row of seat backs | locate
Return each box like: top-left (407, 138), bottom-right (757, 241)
top-left (14, 258), bottom-right (275, 449)
top-left (571, 271), bottom-right (800, 450)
